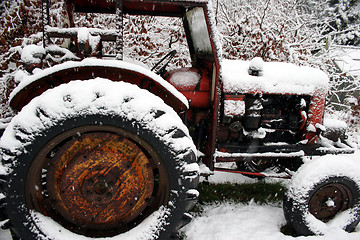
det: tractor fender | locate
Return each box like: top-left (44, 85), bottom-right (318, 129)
top-left (10, 58), bottom-right (189, 112)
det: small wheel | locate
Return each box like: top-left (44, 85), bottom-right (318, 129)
top-left (283, 155), bottom-right (360, 235)
top-left (0, 78), bottom-right (198, 240)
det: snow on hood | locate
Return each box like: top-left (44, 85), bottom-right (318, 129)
top-left (222, 59), bottom-right (329, 95)
top-left (10, 58), bottom-right (189, 108)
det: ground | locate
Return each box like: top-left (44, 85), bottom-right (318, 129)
top-left (183, 160), bottom-right (360, 240)
top-left (1, 152), bottom-right (360, 240)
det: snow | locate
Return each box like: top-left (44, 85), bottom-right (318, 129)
top-left (181, 153), bottom-right (360, 240)
top-left (10, 58), bottom-right (189, 109)
top-left (184, 202), bottom-right (286, 240)
top-left (248, 57), bottom-right (264, 76)
top-left (287, 155), bottom-right (360, 201)
top-left (19, 44), bottom-right (79, 67)
top-left (224, 99), bottom-right (245, 117)
top-left (21, 45), bottom-right (45, 64)
top-left (198, 162), bottom-right (213, 176)
top-left (186, 189), bottom-right (200, 198)
top-left (1, 1), bottom-right (359, 239)
top-left (29, 206), bottom-right (171, 240)
top-left (315, 123), bottom-right (326, 132)
top-left (182, 201), bottom-right (360, 240)
top-left (45, 45), bottom-right (79, 62)
top-left (0, 60), bottom-right (358, 240)
top-left (77, 27), bottom-right (91, 44)
top-left (0, 78), bottom-right (198, 239)
top-left (307, 124), bottom-right (317, 132)
top-left (222, 59), bottom-right (329, 95)
top-left (183, 162), bottom-right (200, 173)
top-left (202, 168), bottom-right (257, 184)
top-left (169, 70), bottom-right (200, 88)
top-left (287, 155), bottom-right (360, 204)
top-left (330, 45), bottom-right (360, 80)
top-left (243, 127), bottom-right (267, 139)
top-left (214, 149), bottom-right (305, 159)
top-left (77, 27), bottom-right (101, 51)
top-left (286, 154), bottom-right (360, 235)
top-left (326, 198), bottom-right (335, 208)
top-left (45, 26), bottom-right (117, 38)
top-left (1, 79), bottom-right (196, 174)
top-left (0, 117), bottom-right (11, 131)
top-left (2, 154), bottom-right (360, 239)
top-left (323, 118), bottom-right (347, 130)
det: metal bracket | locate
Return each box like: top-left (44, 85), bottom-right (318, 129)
top-left (115, 0), bottom-right (124, 60)
top-left (42, 0), bottom-right (50, 47)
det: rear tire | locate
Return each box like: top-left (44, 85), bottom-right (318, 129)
top-left (0, 78), bottom-right (199, 240)
top-left (283, 155), bottom-right (360, 235)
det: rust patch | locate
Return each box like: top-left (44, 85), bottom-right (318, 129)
top-left (309, 183), bottom-right (353, 222)
top-left (25, 125), bottom-right (170, 237)
top-left (46, 132), bottom-right (154, 229)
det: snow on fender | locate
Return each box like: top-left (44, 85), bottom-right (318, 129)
top-left (283, 155), bottom-right (360, 236)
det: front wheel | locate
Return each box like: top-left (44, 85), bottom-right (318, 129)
top-left (283, 155), bottom-right (360, 235)
top-left (0, 78), bottom-right (199, 240)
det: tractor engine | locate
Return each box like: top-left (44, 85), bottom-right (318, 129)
top-left (213, 58), bottom-right (329, 172)
top-left (220, 94), bottom-right (311, 145)
top-left (217, 58), bottom-right (328, 148)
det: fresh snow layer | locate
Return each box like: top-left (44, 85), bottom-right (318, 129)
top-left (222, 59), bottom-right (329, 95)
top-left (249, 57), bottom-right (265, 72)
top-left (20, 44), bottom-right (79, 65)
top-left (1, 78), bottom-right (196, 173)
top-left (10, 58), bottom-right (189, 108)
top-left (2, 153), bottom-right (360, 239)
top-left (287, 155), bottom-right (360, 203)
top-left (2, 199), bottom-right (360, 240)
top-left (185, 152), bottom-right (360, 240)
top-left (286, 154), bottom-right (360, 235)
top-left (21, 45), bottom-right (45, 64)
top-left (323, 117), bottom-right (347, 130)
top-left (183, 202), bottom-right (287, 240)
top-left (30, 206), bottom-right (171, 240)
top-left (330, 46), bottom-right (360, 80)
top-left (169, 70), bottom-right (200, 88)
top-left (224, 99), bottom-right (245, 116)
top-left (183, 201), bottom-right (360, 240)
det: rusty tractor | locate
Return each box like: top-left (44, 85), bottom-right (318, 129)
top-left (0, 0), bottom-right (359, 239)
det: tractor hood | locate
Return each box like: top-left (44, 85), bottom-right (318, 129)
top-left (221, 59), bottom-right (329, 95)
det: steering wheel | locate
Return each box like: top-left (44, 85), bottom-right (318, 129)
top-left (151, 50), bottom-right (177, 75)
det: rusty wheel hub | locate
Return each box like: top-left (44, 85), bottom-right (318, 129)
top-left (26, 125), bottom-right (169, 237)
top-left (309, 183), bottom-right (353, 222)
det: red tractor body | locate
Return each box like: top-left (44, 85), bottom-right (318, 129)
top-left (12, 0), bottom-right (348, 176)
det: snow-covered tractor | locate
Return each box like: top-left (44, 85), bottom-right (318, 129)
top-left (0, 0), bottom-right (360, 239)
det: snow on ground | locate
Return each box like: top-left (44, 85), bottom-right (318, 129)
top-left (182, 201), bottom-right (360, 240)
top-left (0, 230), bottom-right (11, 239)
top-left (2, 154), bottom-right (360, 239)
top-left (182, 152), bottom-right (360, 240)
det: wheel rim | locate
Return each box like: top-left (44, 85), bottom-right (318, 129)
top-left (25, 125), bottom-right (170, 237)
top-left (309, 183), bottom-right (353, 222)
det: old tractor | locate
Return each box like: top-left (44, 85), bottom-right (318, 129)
top-left (1, 0), bottom-right (360, 239)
